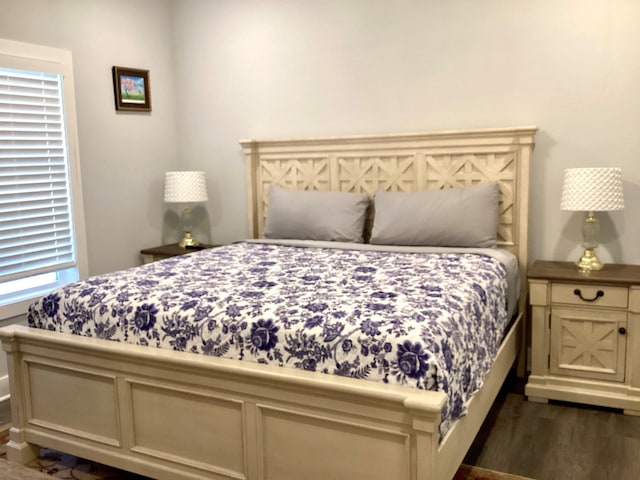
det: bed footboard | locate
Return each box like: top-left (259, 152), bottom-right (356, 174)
top-left (1, 325), bottom-right (449, 480)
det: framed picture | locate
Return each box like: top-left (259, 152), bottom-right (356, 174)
top-left (112, 66), bottom-right (151, 112)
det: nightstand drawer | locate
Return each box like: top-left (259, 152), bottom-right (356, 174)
top-left (551, 283), bottom-right (628, 308)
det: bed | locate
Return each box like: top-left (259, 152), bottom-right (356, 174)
top-left (0, 126), bottom-right (536, 480)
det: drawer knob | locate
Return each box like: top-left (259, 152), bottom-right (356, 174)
top-left (619, 327), bottom-right (627, 335)
top-left (573, 288), bottom-right (604, 302)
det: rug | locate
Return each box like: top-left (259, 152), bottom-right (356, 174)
top-left (0, 458), bottom-right (51, 480)
top-left (454, 464), bottom-right (534, 480)
top-left (0, 447), bottom-right (535, 480)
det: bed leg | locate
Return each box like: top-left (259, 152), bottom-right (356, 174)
top-left (5, 427), bottom-right (39, 464)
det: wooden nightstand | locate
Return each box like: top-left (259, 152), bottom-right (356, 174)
top-left (526, 260), bottom-right (640, 414)
top-left (140, 243), bottom-right (219, 264)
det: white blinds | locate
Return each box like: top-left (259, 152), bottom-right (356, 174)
top-left (0, 68), bottom-right (76, 283)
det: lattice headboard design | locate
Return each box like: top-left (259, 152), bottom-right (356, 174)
top-left (240, 127), bottom-right (536, 274)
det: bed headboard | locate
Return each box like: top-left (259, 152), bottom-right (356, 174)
top-left (240, 126), bottom-right (536, 285)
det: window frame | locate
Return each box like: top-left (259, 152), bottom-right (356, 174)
top-left (0, 39), bottom-right (88, 321)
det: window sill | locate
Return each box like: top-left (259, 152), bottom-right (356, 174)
top-left (0, 296), bottom-right (38, 322)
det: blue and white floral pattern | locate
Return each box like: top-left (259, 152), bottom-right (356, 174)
top-left (28, 242), bottom-right (509, 437)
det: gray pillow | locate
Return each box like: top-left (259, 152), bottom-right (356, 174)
top-left (264, 186), bottom-right (370, 243)
top-left (370, 182), bottom-right (500, 247)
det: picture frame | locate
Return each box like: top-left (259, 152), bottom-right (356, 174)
top-left (112, 66), bottom-right (151, 112)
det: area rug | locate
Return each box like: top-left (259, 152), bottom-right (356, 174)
top-left (0, 458), bottom-right (51, 480)
top-left (454, 464), bottom-right (534, 480)
top-left (0, 447), bottom-right (535, 480)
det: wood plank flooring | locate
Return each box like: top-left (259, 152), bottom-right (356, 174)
top-left (1, 375), bottom-right (639, 479)
top-left (465, 373), bottom-right (640, 480)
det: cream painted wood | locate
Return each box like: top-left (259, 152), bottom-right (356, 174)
top-left (128, 381), bottom-right (247, 477)
top-left (629, 286), bottom-right (640, 390)
top-left (240, 127), bottom-right (535, 281)
top-left (549, 307), bottom-right (626, 382)
top-left (625, 285), bottom-right (640, 415)
top-left (526, 262), bottom-right (640, 413)
top-left (26, 361), bottom-right (121, 446)
top-left (0, 317), bottom-right (520, 480)
top-left (0, 127), bottom-right (534, 480)
top-left (257, 405), bottom-right (411, 480)
top-left (551, 283), bottom-right (628, 309)
top-left (141, 254), bottom-right (154, 264)
top-left (529, 280), bottom-right (551, 383)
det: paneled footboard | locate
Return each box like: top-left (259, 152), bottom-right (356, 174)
top-left (0, 315), bottom-right (521, 480)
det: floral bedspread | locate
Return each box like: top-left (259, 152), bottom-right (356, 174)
top-left (28, 242), bottom-right (509, 438)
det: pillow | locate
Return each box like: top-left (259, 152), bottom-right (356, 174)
top-left (370, 182), bottom-right (500, 247)
top-left (264, 185), bottom-right (370, 243)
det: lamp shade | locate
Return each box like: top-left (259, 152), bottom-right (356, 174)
top-left (164, 171), bottom-right (208, 203)
top-left (560, 167), bottom-right (624, 212)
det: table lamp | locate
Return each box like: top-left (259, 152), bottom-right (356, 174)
top-left (560, 167), bottom-right (624, 271)
top-left (164, 171), bottom-right (208, 248)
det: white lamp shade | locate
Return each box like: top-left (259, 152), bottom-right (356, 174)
top-left (164, 171), bottom-right (208, 203)
top-left (560, 167), bottom-right (624, 212)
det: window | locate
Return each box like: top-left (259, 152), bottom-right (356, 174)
top-left (0, 39), bottom-right (87, 320)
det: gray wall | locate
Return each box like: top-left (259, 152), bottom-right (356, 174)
top-left (172, 0), bottom-right (640, 266)
top-left (0, 0), bottom-right (180, 275)
top-left (2, 0), bottom-right (639, 274)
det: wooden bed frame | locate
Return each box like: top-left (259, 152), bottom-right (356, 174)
top-left (0, 126), bottom-right (536, 480)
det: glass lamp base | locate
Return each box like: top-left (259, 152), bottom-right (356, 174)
top-left (178, 232), bottom-right (200, 248)
top-left (576, 248), bottom-right (603, 272)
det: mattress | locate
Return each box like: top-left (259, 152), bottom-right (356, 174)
top-left (27, 240), bottom-right (516, 437)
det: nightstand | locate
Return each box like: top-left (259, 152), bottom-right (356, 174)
top-left (526, 260), bottom-right (640, 414)
top-left (140, 243), bottom-right (219, 264)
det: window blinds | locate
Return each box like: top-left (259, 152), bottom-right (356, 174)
top-left (0, 68), bottom-right (76, 283)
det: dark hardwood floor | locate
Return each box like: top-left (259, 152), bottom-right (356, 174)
top-left (465, 372), bottom-right (640, 480)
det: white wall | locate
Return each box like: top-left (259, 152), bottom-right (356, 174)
top-left (0, 0), bottom-right (181, 275)
top-left (172, 0), bottom-right (640, 266)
